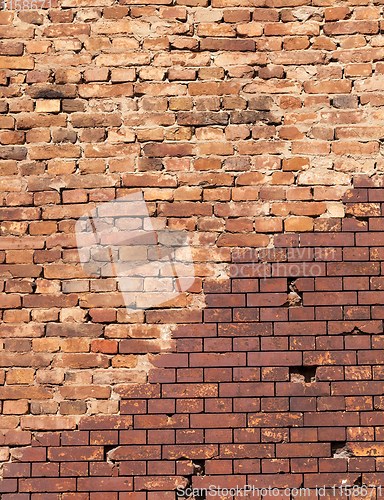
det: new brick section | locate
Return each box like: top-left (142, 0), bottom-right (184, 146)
top-left (2, 0), bottom-right (384, 496)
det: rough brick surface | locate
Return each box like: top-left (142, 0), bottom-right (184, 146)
top-left (1, 0), bottom-right (384, 497)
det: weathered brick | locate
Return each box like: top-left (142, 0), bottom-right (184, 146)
top-left (1, 2), bottom-right (384, 494)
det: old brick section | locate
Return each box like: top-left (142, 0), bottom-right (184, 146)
top-left (1, 0), bottom-right (384, 496)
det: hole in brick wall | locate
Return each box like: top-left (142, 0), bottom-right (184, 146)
top-left (84, 311), bottom-right (92, 323)
top-left (351, 327), bottom-right (362, 335)
top-left (194, 494), bottom-right (206, 500)
top-left (331, 442), bottom-right (352, 458)
top-left (344, 213), bottom-right (369, 223)
top-left (290, 366), bottom-right (317, 383)
top-left (104, 445), bottom-right (117, 463)
top-left (285, 278), bottom-right (303, 308)
top-left (192, 459), bottom-right (205, 476)
top-left (181, 461), bottom-right (206, 500)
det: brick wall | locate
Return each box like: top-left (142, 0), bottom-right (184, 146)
top-left (1, 0), bottom-right (384, 497)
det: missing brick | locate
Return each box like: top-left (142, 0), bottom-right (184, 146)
top-left (285, 278), bottom-right (303, 308)
top-left (290, 366), bottom-right (317, 383)
top-left (331, 442), bottom-right (352, 458)
top-left (104, 445), bottom-right (118, 464)
top-left (192, 459), bottom-right (205, 476)
top-left (181, 461), bottom-right (206, 500)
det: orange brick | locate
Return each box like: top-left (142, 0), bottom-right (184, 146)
top-left (284, 217), bottom-right (314, 232)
